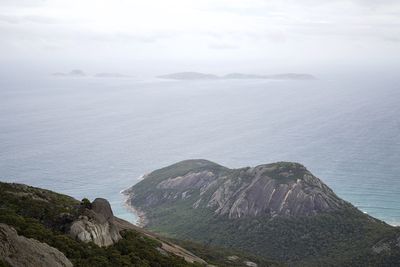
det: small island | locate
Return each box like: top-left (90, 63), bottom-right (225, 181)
top-left (158, 72), bottom-right (316, 81)
top-left (157, 72), bottom-right (220, 80)
top-left (94, 73), bottom-right (131, 78)
top-left (52, 69), bottom-right (86, 77)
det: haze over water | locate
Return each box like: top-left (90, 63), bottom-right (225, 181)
top-left (1, 75), bottom-right (399, 225)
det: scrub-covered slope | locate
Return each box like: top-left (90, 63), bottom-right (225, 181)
top-left (0, 182), bottom-right (205, 267)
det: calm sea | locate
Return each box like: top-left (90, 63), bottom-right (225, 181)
top-left (1, 76), bottom-right (399, 225)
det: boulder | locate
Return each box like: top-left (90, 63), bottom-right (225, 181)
top-left (69, 198), bottom-right (121, 247)
top-left (0, 223), bottom-right (72, 267)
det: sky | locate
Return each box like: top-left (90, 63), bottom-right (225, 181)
top-left (1, 0), bottom-right (400, 76)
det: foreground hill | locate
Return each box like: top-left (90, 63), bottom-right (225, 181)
top-left (0, 182), bottom-right (207, 266)
top-left (124, 159), bottom-right (400, 266)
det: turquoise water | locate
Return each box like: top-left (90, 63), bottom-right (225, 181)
top-left (1, 76), bottom-right (399, 225)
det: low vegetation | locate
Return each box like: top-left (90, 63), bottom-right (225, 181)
top-left (0, 182), bottom-right (200, 266)
top-left (170, 239), bottom-right (283, 267)
top-left (142, 200), bottom-right (400, 266)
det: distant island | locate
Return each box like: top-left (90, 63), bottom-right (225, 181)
top-left (52, 69), bottom-right (86, 77)
top-left (158, 72), bottom-right (316, 80)
top-left (94, 72), bottom-right (131, 78)
top-left (52, 70), bottom-right (131, 78)
top-left (224, 72), bottom-right (316, 80)
top-left (157, 72), bottom-right (219, 80)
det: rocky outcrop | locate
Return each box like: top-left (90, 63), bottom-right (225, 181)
top-left (205, 163), bottom-right (346, 218)
top-left (0, 223), bottom-right (72, 267)
top-left (69, 198), bottom-right (121, 247)
top-left (126, 160), bottom-right (348, 219)
top-left (372, 235), bottom-right (400, 254)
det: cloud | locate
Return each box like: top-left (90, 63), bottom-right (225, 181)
top-left (351, 0), bottom-right (400, 8)
top-left (0, 14), bottom-right (59, 24)
top-left (0, 0), bottom-right (399, 73)
top-left (384, 36), bottom-right (400, 42)
top-left (208, 43), bottom-right (238, 50)
top-left (0, 0), bottom-right (46, 7)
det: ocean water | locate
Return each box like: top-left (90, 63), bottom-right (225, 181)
top-left (0, 76), bottom-right (399, 225)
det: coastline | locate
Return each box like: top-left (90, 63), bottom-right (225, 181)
top-left (120, 173), bottom-right (149, 226)
top-left (122, 192), bottom-right (148, 227)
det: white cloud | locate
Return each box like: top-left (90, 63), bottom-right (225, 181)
top-left (208, 43), bottom-right (239, 50)
top-left (0, 0), bottom-right (399, 74)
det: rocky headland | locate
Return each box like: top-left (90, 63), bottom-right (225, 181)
top-left (124, 159), bottom-right (400, 266)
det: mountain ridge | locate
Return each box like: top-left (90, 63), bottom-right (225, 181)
top-left (124, 159), bottom-right (350, 220)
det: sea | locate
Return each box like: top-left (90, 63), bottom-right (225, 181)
top-left (1, 75), bottom-right (399, 225)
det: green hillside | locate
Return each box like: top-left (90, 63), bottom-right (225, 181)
top-left (125, 160), bottom-right (400, 266)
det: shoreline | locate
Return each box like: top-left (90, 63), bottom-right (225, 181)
top-left (121, 192), bottom-right (148, 227)
top-left (120, 173), bottom-right (149, 227)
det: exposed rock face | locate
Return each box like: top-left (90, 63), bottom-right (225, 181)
top-left (206, 163), bottom-right (345, 218)
top-left (69, 198), bottom-right (121, 246)
top-left (372, 235), bottom-right (400, 254)
top-left (91, 198), bottom-right (114, 223)
top-left (126, 160), bottom-right (348, 219)
top-left (0, 223), bottom-right (72, 267)
top-left (244, 261), bottom-right (258, 267)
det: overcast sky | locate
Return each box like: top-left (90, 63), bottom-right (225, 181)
top-left (1, 0), bottom-right (400, 75)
